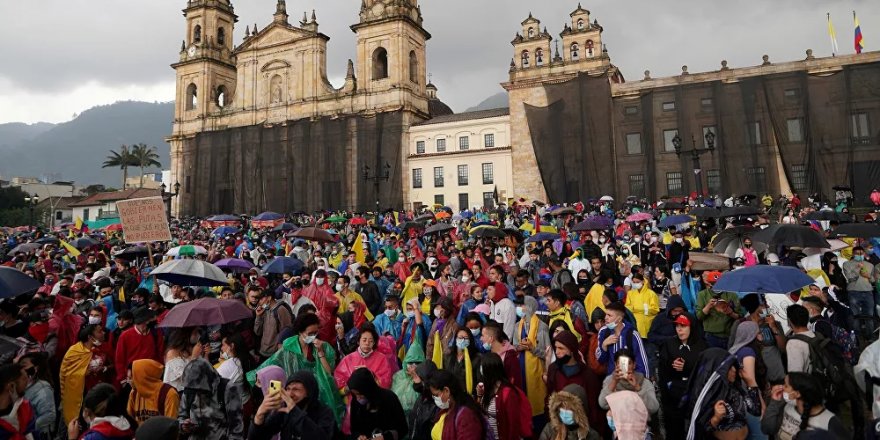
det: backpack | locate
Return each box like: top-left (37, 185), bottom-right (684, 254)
top-left (272, 301), bottom-right (294, 327)
top-left (789, 332), bottom-right (855, 403)
top-left (830, 324), bottom-right (859, 365)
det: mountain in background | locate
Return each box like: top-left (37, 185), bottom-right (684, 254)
top-left (0, 101), bottom-right (173, 186)
top-left (464, 91), bottom-right (508, 112)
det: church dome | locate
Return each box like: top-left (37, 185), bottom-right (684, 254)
top-left (426, 82), bottom-right (453, 117)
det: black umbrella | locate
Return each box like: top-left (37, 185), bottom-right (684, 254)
top-left (829, 223), bottom-right (880, 239)
top-left (10, 243), bottom-right (41, 254)
top-left (415, 213), bottom-right (435, 222)
top-left (399, 221), bottom-right (425, 230)
top-left (832, 185), bottom-right (852, 191)
top-left (71, 237), bottom-right (100, 249)
top-left (0, 267), bottom-right (41, 299)
top-left (658, 201), bottom-right (684, 210)
top-left (469, 226), bottom-right (505, 239)
top-left (550, 207), bottom-right (577, 216)
top-left (690, 207), bottom-right (722, 218)
top-left (502, 228), bottom-right (524, 243)
top-left (114, 246), bottom-right (150, 261)
top-left (803, 211), bottom-right (852, 223)
top-left (35, 237), bottom-right (59, 245)
top-left (424, 223), bottom-right (455, 235)
top-left (720, 206), bottom-right (761, 218)
top-left (711, 226), bottom-right (768, 258)
top-left (752, 225), bottom-right (830, 249)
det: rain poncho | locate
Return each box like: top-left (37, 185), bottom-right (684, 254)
top-left (59, 341), bottom-right (93, 424)
top-left (513, 296), bottom-right (549, 416)
top-left (390, 341), bottom-right (425, 412)
top-left (606, 390), bottom-right (649, 440)
top-left (247, 335), bottom-right (344, 423)
top-left (684, 348), bottom-right (761, 440)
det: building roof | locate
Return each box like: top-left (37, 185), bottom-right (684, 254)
top-left (69, 188), bottom-right (160, 207)
top-left (37, 196), bottom-right (83, 210)
top-left (428, 98), bottom-right (454, 118)
top-left (414, 107), bottom-right (510, 126)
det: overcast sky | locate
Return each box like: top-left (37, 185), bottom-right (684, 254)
top-left (0, 0), bottom-right (877, 124)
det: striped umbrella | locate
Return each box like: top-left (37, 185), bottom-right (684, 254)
top-left (165, 245), bottom-right (208, 257)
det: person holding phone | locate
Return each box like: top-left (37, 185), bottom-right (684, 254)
top-left (249, 371), bottom-right (337, 440)
top-left (597, 349), bottom-right (659, 416)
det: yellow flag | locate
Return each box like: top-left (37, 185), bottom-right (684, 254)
top-left (74, 217), bottom-right (83, 231)
top-left (351, 233), bottom-right (366, 264)
top-left (393, 211), bottom-right (400, 225)
top-left (59, 239), bottom-right (81, 257)
top-left (119, 285), bottom-right (125, 302)
top-left (432, 332), bottom-right (444, 369)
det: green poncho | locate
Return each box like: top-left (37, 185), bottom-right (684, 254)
top-left (390, 340), bottom-right (425, 412)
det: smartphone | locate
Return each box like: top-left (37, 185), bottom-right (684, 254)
top-left (269, 380), bottom-right (282, 395)
top-left (618, 356), bottom-right (630, 376)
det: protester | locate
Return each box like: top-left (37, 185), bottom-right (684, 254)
top-left (427, 369), bottom-right (485, 440)
top-left (17, 353), bottom-right (55, 438)
top-left (0, 364), bottom-right (36, 440)
top-left (249, 371), bottom-right (336, 440)
top-left (761, 372), bottom-right (849, 439)
top-left (345, 368), bottom-right (407, 440)
top-left (126, 359), bottom-right (179, 425)
top-left (66, 384), bottom-right (133, 440)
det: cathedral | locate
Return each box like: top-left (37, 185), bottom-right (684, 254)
top-left (167, 0), bottom-right (450, 215)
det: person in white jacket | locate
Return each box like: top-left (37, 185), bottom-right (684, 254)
top-left (855, 337), bottom-right (880, 419)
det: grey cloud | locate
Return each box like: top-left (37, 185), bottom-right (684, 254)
top-left (0, 0), bottom-right (877, 112)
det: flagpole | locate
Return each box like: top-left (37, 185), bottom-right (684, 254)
top-left (828, 12), bottom-right (840, 56)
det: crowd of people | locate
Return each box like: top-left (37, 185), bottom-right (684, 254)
top-left (1, 192), bottom-right (880, 440)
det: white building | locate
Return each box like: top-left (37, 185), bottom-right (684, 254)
top-left (406, 107), bottom-right (512, 211)
top-left (69, 188), bottom-right (160, 222)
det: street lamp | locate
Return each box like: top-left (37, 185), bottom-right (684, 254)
top-left (160, 182), bottom-right (181, 222)
top-left (673, 131), bottom-right (716, 201)
top-left (23, 193), bottom-right (39, 229)
top-left (362, 162), bottom-right (391, 212)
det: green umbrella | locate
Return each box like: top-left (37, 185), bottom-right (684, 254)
top-left (382, 245), bottom-right (399, 264)
top-left (165, 245), bottom-right (208, 257)
top-left (325, 215), bottom-right (347, 223)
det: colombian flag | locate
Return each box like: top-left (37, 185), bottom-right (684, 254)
top-left (855, 11), bottom-right (864, 54)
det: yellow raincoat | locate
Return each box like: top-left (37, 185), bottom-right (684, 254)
top-left (59, 342), bottom-right (93, 424)
top-left (624, 283), bottom-right (659, 336)
top-left (515, 307), bottom-right (548, 417)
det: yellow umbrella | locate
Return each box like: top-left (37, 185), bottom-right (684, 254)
top-left (519, 222), bottom-right (558, 234)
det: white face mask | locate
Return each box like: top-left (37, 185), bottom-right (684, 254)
top-left (315, 278), bottom-right (325, 286)
top-left (782, 392), bottom-right (795, 403)
top-left (88, 316), bottom-right (101, 325)
top-left (335, 283), bottom-right (343, 292)
top-left (434, 309), bottom-right (443, 319)
top-left (632, 283), bottom-right (643, 290)
top-left (384, 309), bottom-right (397, 317)
top-left (303, 334), bottom-right (317, 344)
top-left (461, 276), bottom-right (470, 283)
top-left (433, 395), bottom-right (449, 409)
top-left (220, 351), bottom-right (231, 360)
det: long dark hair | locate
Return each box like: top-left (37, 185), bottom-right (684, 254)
top-left (788, 372), bottom-right (825, 432)
top-left (478, 353), bottom-right (511, 412)
top-left (223, 332), bottom-right (254, 385)
top-left (166, 327), bottom-right (196, 355)
top-left (427, 370), bottom-right (485, 432)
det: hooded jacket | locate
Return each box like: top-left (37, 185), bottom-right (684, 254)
top-left (606, 390), bottom-right (649, 440)
top-left (247, 371), bottom-right (337, 440)
top-left (539, 385), bottom-right (601, 440)
top-left (127, 359), bottom-right (179, 425)
top-left (81, 416), bottom-right (133, 440)
top-left (178, 358), bottom-right (243, 440)
top-left (391, 341), bottom-right (426, 412)
top-left (346, 369), bottom-right (407, 440)
top-left (647, 295), bottom-right (692, 347)
top-left (658, 318), bottom-right (707, 399)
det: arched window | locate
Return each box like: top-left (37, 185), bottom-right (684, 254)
top-left (217, 27), bottom-right (226, 46)
top-left (372, 47), bottom-right (389, 80)
top-left (570, 43), bottom-right (579, 61)
top-left (409, 50), bottom-right (418, 83)
top-left (577, 19), bottom-right (585, 30)
top-left (535, 48), bottom-right (544, 66)
top-left (528, 27), bottom-right (535, 38)
top-left (521, 50), bottom-right (530, 68)
top-left (269, 75), bottom-right (283, 103)
top-left (193, 25), bottom-right (202, 44)
top-left (215, 85), bottom-right (228, 108)
top-left (185, 83), bottom-right (197, 110)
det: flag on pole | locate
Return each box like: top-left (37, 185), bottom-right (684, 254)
top-left (855, 11), bottom-right (864, 54)
top-left (828, 13), bottom-right (840, 56)
top-left (59, 239), bottom-right (81, 257)
top-left (351, 232), bottom-right (366, 264)
top-left (74, 216), bottom-right (83, 231)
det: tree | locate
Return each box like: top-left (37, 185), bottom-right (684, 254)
top-left (102, 145), bottom-right (136, 189)
top-left (130, 143), bottom-right (162, 187)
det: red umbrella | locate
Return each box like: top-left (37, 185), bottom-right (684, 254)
top-left (104, 223), bottom-right (123, 231)
top-left (350, 217), bottom-right (367, 226)
top-left (158, 297), bottom-right (252, 328)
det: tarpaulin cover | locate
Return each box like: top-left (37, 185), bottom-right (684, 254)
top-left (179, 112), bottom-right (406, 216)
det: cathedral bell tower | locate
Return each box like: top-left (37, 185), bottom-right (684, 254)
top-left (172, 0), bottom-right (238, 123)
top-left (351, 0), bottom-right (430, 113)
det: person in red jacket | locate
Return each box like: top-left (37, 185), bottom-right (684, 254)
top-left (428, 369), bottom-right (485, 440)
top-left (546, 330), bottom-right (607, 439)
top-left (114, 307), bottom-right (164, 386)
top-left (476, 353), bottom-right (532, 440)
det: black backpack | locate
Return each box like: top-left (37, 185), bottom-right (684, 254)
top-left (789, 332), bottom-right (856, 403)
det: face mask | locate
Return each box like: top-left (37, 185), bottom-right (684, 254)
top-left (315, 278), bottom-right (325, 286)
top-left (405, 310), bottom-right (415, 319)
top-left (461, 276), bottom-right (470, 283)
top-left (335, 283), bottom-right (344, 292)
top-left (433, 395), bottom-right (450, 409)
top-left (675, 238), bottom-right (683, 244)
top-left (632, 283), bottom-right (643, 290)
top-left (650, 237), bottom-right (658, 244)
top-left (515, 307), bottom-right (524, 318)
top-left (556, 354), bottom-right (572, 365)
top-left (74, 299), bottom-right (85, 306)
top-left (356, 397), bottom-right (369, 406)
top-left (607, 415), bottom-right (616, 432)
top-left (358, 348), bottom-right (372, 358)
top-left (303, 334), bottom-right (317, 344)
top-left (558, 408), bottom-right (575, 426)
top-left (608, 250), bottom-right (615, 256)
top-left (384, 309), bottom-right (397, 317)
top-left (854, 255), bottom-right (865, 262)
top-left (92, 337), bottom-right (103, 347)
top-left (577, 278), bottom-right (589, 285)
top-left (782, 392), bottom-right (795, 403)
top-left (481, 341), bottom-right (492, 351)
top-left (599, 238), bottom-right (606, 244)
top-left (759, 309), bottom-right (769, 318)
top-left (88, 316), bottom-right (101, 325)
top-left (220, 351), bottom-right (231, 360)
top-left (470, 328), bottom-right (481, 338)
top-left (434, 309), bottom-right (443, 319)
top-left (633, 237), bottom-right (642, 243)
top-left (606, 321), bottom-right (617, 331)
top-left (455, 338), bottom-right (470, 350)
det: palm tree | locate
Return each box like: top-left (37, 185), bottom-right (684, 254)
top-left (102, 145), bottom-right (135, 189)
top-left (130, 143), bottom-right (162, 187)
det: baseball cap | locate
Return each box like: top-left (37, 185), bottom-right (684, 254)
top-left (704, 271), bottom-right (723, 283)
top-left (673, 315), bottom-right (691, 326)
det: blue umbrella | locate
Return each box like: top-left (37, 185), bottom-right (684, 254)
top-left (207, 214), bottom-right (240, 222)
top-left (658, 214), bottom-right (695, 228)
top-left (212, 226), bottom-right (240, 236)
top-left (214, 258), bottom-right (255, 273)
top-left (713, 266), bottom-right (815, 296)
top-left (262, 256), bottom-right (305, 274)
top-left (526, 232), bottom-right (561, 243)
top-left (571, 215), bottom-right (613, 232)
top-left (0, 267), bottom-right (41, 298)
top-left (253, 211), bottom-right (284, 221)
top-left (272, 223), bottom-right (299, 232)
top-left (460, 210), bottom-right (474, 219)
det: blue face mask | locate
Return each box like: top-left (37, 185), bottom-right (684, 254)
top-left (606, 321), bottom-right (617, 331)
top-left (854, 255), bottom-right (865, 262)
top-left (455, 338), bottom-right (470, 350)
top-left (470, 328), bottom-right (481, 338)
top-left (515, 307), bottom-right (524, 318)
top-left (481, 341), bottom-right (492, 351)
top-left (405, 311), bottom-right (415, 319)
top-left (558, 408), bottom-right (575, 426)
top-left (607, 415), bottom-right (616, 431)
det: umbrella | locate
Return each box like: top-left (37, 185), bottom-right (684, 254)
top-left (262, 256), bottom-right (305, 274)
top-left (502, 228), bottom-right (524, 243)
top-left (165, 245), bottom-right (208, 257)
top-left (626, 212), bottom-right (653, 222)
top-left (399, 221), bottom-right (426, 230)
top-left (469, 226), bottom-right (506, 239)
top-left (720, 206), bottom-right (761, 218)
top-left (291, 227), bottom-right (336, 243)
top-left (253, 211), bottom-right (284, 221)
top-left (158, 297), bottom-right (253, 328)
top-left (214, 258), bottom-right (255, 273)
top-left (659, 214), bottom-right (695, 228)
top-left (600, 195), bottom-right (614, 202)
top-left (752, 225), bottom-right (830, 249)
top-left (711, 226), bottom-right (768, 258)
top-left (829, 223), bottom-right (880, 239)
top-left (690, 207), bottom-right (722, 218)
top-left (526, 232), bottom-right (561, 243)
top-left (435, 212), bottom-right (451, 220)
top-left (803, 211), bottom-right (852, 223)
top-left (658, 201), bottom-right (685, 210)
top-left (550, 207), bottom-right (577, 216)
top-left (150, 259), bottom-right (228, 287)
top-left (425, 223), bottom-right (455, 235)
top-left (803, 239), bottom-right (849, 256)
top-left (212, 226), bottom-right (240, 236)
top-left (416, 213), bottom-right (435, 222)
top-left (571, 216), bottom-right (614, 232)
top-left (713, 265), bottom-right (815, 295)
top-left (207, 214), bottom-right (240, 222)
top-left (349, 217), bottom-right (367, 226)
top-left (532, 200), bottom-right (546, 206)
top-left (688, 252), bottom-right (732, 271)
top-left (35, 237), bottom-right (59, 245)
top-left (113, 245), bottom-right (150, 261)
top-left (71, 237), bottom-right (99, 249)
top-left (272, 223), bottom-right (299, 232)
top-left (519, 222), bottom-right (558, 234)
top-left (0, 267), bottom-right (41, 298)
top-left (325, 215), bottom-right (347, 223)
